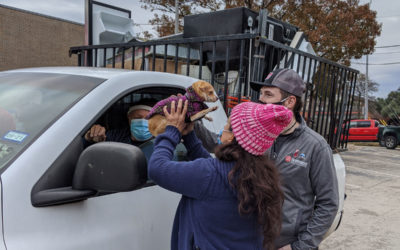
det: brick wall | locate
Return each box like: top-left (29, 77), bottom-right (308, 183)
top-left (0, 5), bottom-right (84, 71)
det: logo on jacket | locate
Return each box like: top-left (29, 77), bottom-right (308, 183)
top-left (285, 151), bottom-right (308, 167)
top-left (293, 149), bottom-right (300, 158)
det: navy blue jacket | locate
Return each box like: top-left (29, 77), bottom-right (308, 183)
top-left (148, 126), bottom-right (264, 250)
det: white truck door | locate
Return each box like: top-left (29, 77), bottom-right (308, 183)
top-left (1, 84), bottom-right (183, 250)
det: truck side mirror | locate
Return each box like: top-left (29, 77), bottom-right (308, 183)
top-left (72, 142), bottom-right (147, 193)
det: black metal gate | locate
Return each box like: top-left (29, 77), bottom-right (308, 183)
top-left (69, 33), bottom-right (358, 150)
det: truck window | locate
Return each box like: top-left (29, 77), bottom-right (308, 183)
top-left (349, 122), bottom-right (357, 128)
top-left (357, 121), bottom-right (371, 128)
top-left (0, 72), bottom-right (104, 171)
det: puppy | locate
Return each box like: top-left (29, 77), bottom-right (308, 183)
top-left (146, 80), bottom-right (219, 136)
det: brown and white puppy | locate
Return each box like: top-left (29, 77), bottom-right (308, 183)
top-left (146, 80), bottom-right (219, 136)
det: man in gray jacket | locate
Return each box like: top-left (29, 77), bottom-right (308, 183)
top-left (251, 68), bottom-right (339, 250)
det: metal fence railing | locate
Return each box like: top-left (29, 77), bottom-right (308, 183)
top-left (69, 33), bottom-right (359, 150)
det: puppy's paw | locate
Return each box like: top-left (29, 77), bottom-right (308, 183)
top-left (204, 115), bottom-right (213, 121)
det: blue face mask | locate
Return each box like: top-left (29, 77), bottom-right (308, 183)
top-left (130, 119), bottom-right (152, 141)
top-left (217, 128), bottom-right (232, 145)
top-left (217, 129), bottom-right (224, 145)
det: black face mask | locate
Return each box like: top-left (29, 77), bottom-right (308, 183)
top-left (257, 99), bottom-right (266, 104)
top-left (258, 97), bottom-right (289, 106)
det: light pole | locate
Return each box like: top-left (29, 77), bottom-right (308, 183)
top-left (175, 0), bottom-right (179, 34)
top-left (364, 0), bottom-right (372, 120)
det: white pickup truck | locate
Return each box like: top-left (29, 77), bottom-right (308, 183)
top-left (0, 67), bottom-right (345, 249)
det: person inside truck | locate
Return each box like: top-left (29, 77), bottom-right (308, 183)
top-left (84, 99), bottom-right (156, 160)
top-left (251, 68), bottom-right (339, 250)
top-left (148, 99), bottom-right (292, 250)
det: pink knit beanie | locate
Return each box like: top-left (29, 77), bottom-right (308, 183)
top-left (230, 102), bottom-right (293, 156)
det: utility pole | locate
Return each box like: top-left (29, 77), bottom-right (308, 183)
top-left (364, 0), bottom-right (372, 119)
top-left (365, 54), bottom-right (369, 119)
top-left (175, 0), bottom-right (179, 34)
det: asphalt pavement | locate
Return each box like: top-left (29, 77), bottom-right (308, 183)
top-left (320, 144), bottom-right (400, 250)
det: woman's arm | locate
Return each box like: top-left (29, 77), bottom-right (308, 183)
top-left (182, 130), bottom-right (212, 160)
top-left (148, 126), bottom-right (213, 199)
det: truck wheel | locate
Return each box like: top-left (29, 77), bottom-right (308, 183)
top-left (385, 136), bottom-right (398, 149)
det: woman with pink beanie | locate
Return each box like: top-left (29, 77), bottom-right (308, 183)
top-left (148, 99), bottom-right (293, 250)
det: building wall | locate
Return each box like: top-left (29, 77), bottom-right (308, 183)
top-left (0, 5), bottom-right (84, 71)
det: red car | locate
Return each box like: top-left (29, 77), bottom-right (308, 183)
top-left (343, 119), bottom-right (381, 141)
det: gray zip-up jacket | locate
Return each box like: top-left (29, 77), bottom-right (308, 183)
top-left (269, 115), bottom-right (339, 250)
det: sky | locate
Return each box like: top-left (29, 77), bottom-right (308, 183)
top-left (0, 0), bottom-right (399, 99)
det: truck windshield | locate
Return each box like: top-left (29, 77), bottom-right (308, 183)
top-left (0, 72), bottom-right (105, 170)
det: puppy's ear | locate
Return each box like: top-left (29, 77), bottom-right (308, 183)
top-left (198, 81), bottom-right (214, 92)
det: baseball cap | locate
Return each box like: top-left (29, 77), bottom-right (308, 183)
top-left (250, 68), bottom-right (306, 97)
top-left (127, 105), bottom-right (152, 115)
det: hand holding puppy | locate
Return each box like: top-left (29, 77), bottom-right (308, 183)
top-left (163, 99), bottom-right (189, 134)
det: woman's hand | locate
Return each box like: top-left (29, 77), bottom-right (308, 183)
top-left (163, 99), bottom-right (188, 133)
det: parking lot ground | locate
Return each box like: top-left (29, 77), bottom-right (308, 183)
top-left (320, 144), bottom-right (400, 250)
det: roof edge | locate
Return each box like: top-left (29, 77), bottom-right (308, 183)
top-left (0, 4), bottom-right (84, 26)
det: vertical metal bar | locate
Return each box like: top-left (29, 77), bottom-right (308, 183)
top-left (276, 48), bottom-right (282, 69)
top-left (338, 69), bottom-right (350, 149)
top-left (284, 50), bottom-right (289, 68)
top-left (267, 45), bottom-right (274, 73)
top-left (319, 64), bottom-right (332, 136)
top-left (335, 69), bottom-right (346, 148)
top-left (314, 63), bottom-right (327, 131)
top-left (163, 44), bottom-right (167, 72)
top-left (296, 53), bottom-right (302, 72)
top-left (344, 72), bottom-right (357, 149)
top-left (175, 44), bottom-right (179, 74)
top-left (152, 45), bottom-right (156, 71)
top-left (302, 57), bottom-right (311, 118)
top-left (121, 47), bottom-right (125, 69)
top-left (186, 46), bottom-right (191, 76)
top-left (131, 46), bottom-right (135, 70)
top-left (247, 38), bottom-right (252, 96)
top-left (289, 52), bottom-right (296, 69)
top-left (258, 43), bottom-right (267, 81)
top-left (112, 47), bottom-right (116, 68)
top-left (238, 39), bottom-right (245, 103)
top-left (199, 42), bottom-right (203, 79)
top-left (94, 48), bottom-right (98, 67)
top-left (323, 66), bottom-right (335, 139)
top-left (307, 60), bottom-right (318, 126)
top-left (211, 41), bottom-right (216, 87)
top-left (310, 62), bottom-right (322, 129)
top-left (339, 70), bottom-right (349, 149)
top-left (326, 67), bottom-right (339, 146)
top-left (343, 71), bottom-right (355, 148)
top-left (333, 68), bottom-right (346, 149)
top-left (141, 46), bottom-right (145, 70)
top-left (327, 68), bottom-right (339, 147)
top-left (103, 48), bottom-right (106, 67)
top-left (223, 41), bottom-right (230, 112)
top-left (301, 55), bottom-right (307, 80)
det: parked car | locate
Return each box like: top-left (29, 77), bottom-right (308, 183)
top-left (0, 67), bottom-right (345, 250)
top-left (377, 125), bottom-right (400, 149)
top-left (342, 119), bottom-right (381, 142)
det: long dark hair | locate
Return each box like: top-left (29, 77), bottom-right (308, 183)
top-left (215, 140), bottom-right (283, 250)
